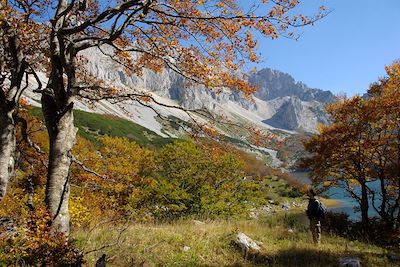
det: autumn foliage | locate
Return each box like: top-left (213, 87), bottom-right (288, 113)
top-left (302, 62), bottom-right (400, 228)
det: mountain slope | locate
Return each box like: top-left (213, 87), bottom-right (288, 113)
top-left (82, 46), bottom-right (334, 133)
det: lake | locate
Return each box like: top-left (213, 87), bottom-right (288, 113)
top-left (291, 171), bottom-right (380, 221)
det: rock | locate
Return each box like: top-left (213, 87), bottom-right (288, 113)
top-left (281, 205), bottom-right (290, 211)
top-left (193, 220), bottom-right (205, 226)
top-left (262, 206), bottom-right (271, 213)
top-left (249, 211), bottom-right (258, 219)
top-left (235, 232), bottom-right (261, 253)
top-left (338, 257), bottom-right (361, 267)
top-left (287, 228), bottom-right (294, 234)
top-left (183, 246), bottom-right (191, 252)
top-left (234, 233), bottom-right (270, 264)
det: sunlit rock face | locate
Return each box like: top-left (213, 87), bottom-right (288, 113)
top-left (84, 46), bottom-right (334, 133)
top-left (250, 68), bottom-right (335, 103)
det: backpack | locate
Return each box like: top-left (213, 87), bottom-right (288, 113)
top-left (316, 200), bottom-right (326, 219)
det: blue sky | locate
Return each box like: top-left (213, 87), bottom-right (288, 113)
top-left (253, 0), bottom-right (400, 96)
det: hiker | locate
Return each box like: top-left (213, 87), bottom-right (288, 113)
top-left (306, 188), bottom-right (323, 244)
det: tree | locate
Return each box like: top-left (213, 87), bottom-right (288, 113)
top-left (0, 0), bottom-right (45, 201)
top-left (303, 96), bottom-right (374, 223)
top-left (3, 0), bottom-right (327, 234)
top-left (366, 62), bottom-right (400, 228)
top-left (302, 62), bottom-right (400, 227)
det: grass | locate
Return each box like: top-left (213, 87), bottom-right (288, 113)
top-left (73, 216), bottom-right (392, 267)
top-left (28, 107), bottom-right (175, 148)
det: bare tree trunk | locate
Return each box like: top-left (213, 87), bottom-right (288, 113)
top-left (0, 107), bottom-right (16, 201)
top-left (42, 0), bottom-right (78, 234)
top-left (360, 181), bottom-right (369, 224)
top-left (42, 91), bottom-right (77, 235)
top-left (0, 21), bottom-right (26, 201)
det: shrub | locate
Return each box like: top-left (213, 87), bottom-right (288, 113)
top-left (125, 140), bottom-right (268, 220)
top-left (0, 209), bottom-right (85, 266)
top-left (323, 211), bottom-right (400, 248)
top-left (323, 211), bottom-right (352, 237)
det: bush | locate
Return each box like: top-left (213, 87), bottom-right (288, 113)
top-left (0, 210), bottom-right (85, 266)
top-left (278, 187), bottom-right (303, 198)
top-left (283, 213), bottom-right (302, 229)
top-left (125, 140), bottom-right (268, 220)
top-left (323, 211), bottom-right (400, 248)
top-left (323, 211), bottom-right (352, 236)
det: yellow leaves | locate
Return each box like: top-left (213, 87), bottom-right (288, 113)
top-left (69, 196), bottom-right (90, 227)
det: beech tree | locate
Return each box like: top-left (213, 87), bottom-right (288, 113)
top-left (366, 63), bottom-right (400, 228)
top-left (303, 96), bottom-right (373, 223)
top-left (0, 0), bottom-right (45, 201)
top-left (2, 0), bottom-right (327, 235)
top-left (303, 62), bottom-right (400, 227)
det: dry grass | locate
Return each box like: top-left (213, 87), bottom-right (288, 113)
top-left (73, 217), bottom-right (392, 267)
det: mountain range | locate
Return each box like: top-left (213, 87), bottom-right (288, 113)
top-left (80, 46), bottom-right (335, 134)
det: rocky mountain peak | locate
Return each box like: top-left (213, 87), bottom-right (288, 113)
top-left (250, 68), bottom-right (335, 103)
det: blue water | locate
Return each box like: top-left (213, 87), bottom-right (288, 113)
top-left (291, 172), bottom-right (379, 221)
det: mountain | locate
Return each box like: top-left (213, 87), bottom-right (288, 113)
top-left (82, 46), bottom-right (334, 133)
top-left (250, 68), bottom-right (335, 103)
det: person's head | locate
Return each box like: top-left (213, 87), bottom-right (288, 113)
top-left (308, 188), bottom-right (317, 199)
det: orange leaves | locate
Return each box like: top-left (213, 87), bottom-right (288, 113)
top-left (303, 62), bottom-right (400, 197)
top-left (137, 94), bottom-right (151, 103)
top-left (118, 0), bottom-right (326, 94)
top-left (247, 126), bottom-right (275, 147)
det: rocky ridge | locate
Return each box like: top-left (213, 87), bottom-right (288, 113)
top-left (84, 46), bottom-right (334, 133)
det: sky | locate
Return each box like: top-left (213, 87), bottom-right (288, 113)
top-left (253, 0), bottom-right (400, 96)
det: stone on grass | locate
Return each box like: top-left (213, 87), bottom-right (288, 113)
top-left (234, 232), bottom-right (270, 264)
top-left (281, 204), bottom-right (290, 211)
top-left (236, 232), bottom-right (261, 252)
top-left (249, 211), bottom-right (258, 219)
top-left (193, 220), bottom-right (205, 226)
top-left (338, 257), bottom-right (361, 267)
top-left (262, 205), bottom-right (271, 214)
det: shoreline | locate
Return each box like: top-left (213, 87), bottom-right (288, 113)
top-left (320, 197), bottom-right (346, 208)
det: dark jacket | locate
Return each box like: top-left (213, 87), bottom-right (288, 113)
top-left (306, 198), bottom-right (320, 219)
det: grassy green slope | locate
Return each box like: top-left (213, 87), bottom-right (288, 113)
top-left (29, 107), bottom-right (175, 148)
